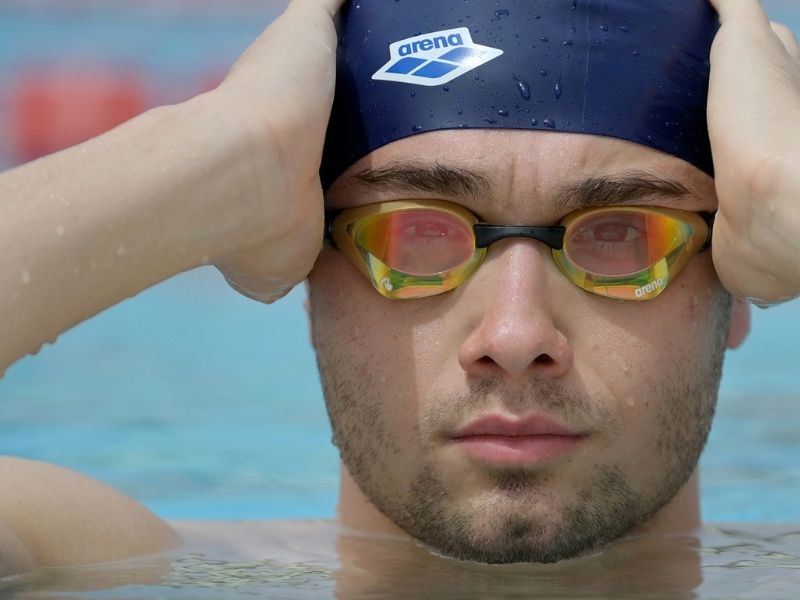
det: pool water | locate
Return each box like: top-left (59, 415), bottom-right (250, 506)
top-left (3, 521), bottom-right (800, 599)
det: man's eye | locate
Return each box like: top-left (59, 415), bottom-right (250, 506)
top-left (403, 222), bottom-right (449, 239)
top-left (591, 223), bottom-right (642, 243)
top-left (564, 213), bottom-right (654, 275)
top-left (570, 213), bottom-right (647, 245)
top-left (379, 211), bottom-right (475, 274)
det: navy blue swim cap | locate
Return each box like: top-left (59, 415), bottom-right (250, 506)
top-left (321, 0), bottom-right (719, 189)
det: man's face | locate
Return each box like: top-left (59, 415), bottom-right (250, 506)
top-left (308, 130), bottom-right (736, 564)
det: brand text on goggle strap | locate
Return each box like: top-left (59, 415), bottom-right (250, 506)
top-left (635, 278), bottom-right (665, 298)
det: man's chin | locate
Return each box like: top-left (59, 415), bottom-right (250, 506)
top-left (416, 514), bottom-right (599, 565)
top-left (397, 463), bottom-right (646, 565)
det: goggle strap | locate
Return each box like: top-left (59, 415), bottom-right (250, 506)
top-left (700, 211), bottom-right (715, 249)
top-left (324, 210), bottom-right (343, 245)
top-left (474, 224), bottom-right (566, 250)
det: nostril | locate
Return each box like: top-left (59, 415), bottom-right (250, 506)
top-left (459, 329), bottom-right (573, 378)
top-left (478, 353), bottom-right (554, 367)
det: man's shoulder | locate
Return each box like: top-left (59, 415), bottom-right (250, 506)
top-left (0, 456), bottom-right (179, 577)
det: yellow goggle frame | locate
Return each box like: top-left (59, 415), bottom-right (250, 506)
top-left (326, 200), bottom-right (712, 301)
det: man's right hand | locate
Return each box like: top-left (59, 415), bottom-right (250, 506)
top-left (0, 0), bottom-right (346, 372)
top-left (209, 0), bottom-right (345, 303)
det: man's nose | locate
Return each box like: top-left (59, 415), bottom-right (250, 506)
top-left (457, 240), bottom-right (574, 381)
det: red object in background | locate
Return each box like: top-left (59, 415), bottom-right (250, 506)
top-left (12, 68), bottom-right (146, 162)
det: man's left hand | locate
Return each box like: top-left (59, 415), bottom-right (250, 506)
top-left (707, 0), bottom-right (800, 305)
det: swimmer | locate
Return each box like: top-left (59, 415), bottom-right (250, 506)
top-left (1, 0), bottom-right (800, 573)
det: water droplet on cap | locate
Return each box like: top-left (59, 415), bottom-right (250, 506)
top-left (515, 78), bottom-right (531, 100)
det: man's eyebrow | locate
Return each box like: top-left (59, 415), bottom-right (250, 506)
top-left (555, 172), bottom-right (693, 213)
top-left (349, 165), bottom-right (692, 213)
top-left (350, 162), bottom-right (491, 201)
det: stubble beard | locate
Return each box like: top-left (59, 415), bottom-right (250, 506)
top-left (311, 295), bottom-right (731, 564)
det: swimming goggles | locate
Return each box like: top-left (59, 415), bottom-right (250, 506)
top-left (325, 200), bottom-right (714, 301)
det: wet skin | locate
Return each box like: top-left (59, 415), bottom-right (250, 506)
top-left (308, 129), bottom-right (750, 563)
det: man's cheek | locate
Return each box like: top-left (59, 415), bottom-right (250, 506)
top-left (309, 253), bottom-right (389, 350)
top-left (308, 250), bottom-right (369, 311)
top-left (568, 317), bottom-right (682, 465)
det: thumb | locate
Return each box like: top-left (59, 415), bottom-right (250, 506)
top-left (287, 0), bottom-right (348, 17)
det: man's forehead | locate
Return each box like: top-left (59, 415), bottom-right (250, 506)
top-left (328, 129), bottom-right (715, 215)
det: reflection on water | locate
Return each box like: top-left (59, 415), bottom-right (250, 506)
top-left (166, 555), bottom-right (334, 590)
top-left (3, 520), bottom-right (800, 599)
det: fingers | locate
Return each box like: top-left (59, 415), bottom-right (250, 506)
top-left (708, 0), bottom-right (771, 26)
top-left (287, 0), bottom-right (347, 17)
top-left (223, 0), bottom-right (342, 87)
top-left (771, 21), bottom-right (800, 63)
top-left (710, 0), bottom-right (800, 64)
top-left (709, 2), bottom-right (799, 71)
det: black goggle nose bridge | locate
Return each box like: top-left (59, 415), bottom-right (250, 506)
top-left (473, 224), bottom-right (566, 251)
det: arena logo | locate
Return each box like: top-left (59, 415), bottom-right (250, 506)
top-left (635, 278), bottom-right (666, 298)
top-left (372, 27), bottom-right (504, 87)
top-left (397, 32), bottom-right (465, 56)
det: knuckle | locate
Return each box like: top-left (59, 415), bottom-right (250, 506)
top-left (771, 21), bottom-right (794, 39)
top-left (771, 22), bottom-right (800, 51)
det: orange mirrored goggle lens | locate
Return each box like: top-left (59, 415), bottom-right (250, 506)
top-left (352, 209), bottom-right (476, 275)
top-left (563, 209), bottom-right (693, 277)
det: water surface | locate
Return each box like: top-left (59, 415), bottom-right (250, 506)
top-left (3, 521), bottom-right (800, 599)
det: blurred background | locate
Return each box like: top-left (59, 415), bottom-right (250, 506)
top-left (0, 0), bottom-right (798, 523)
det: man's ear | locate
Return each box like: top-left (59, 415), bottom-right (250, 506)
top-left (727, 297), bottom-right (751, 349)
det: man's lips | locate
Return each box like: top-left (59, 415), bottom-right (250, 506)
top-left (453, 413), bottom-right (581, 438)
top-left (447, 414), bottom-right (587, 466)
